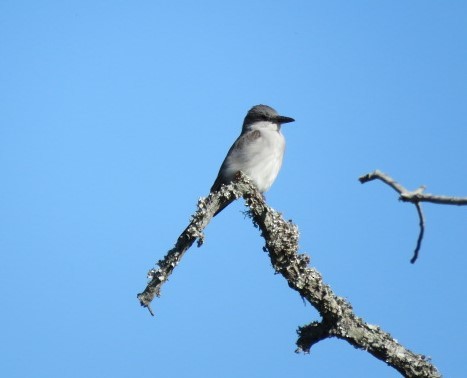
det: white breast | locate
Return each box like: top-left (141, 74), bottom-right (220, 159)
top-left (224, 122), bottom-right (286, 193)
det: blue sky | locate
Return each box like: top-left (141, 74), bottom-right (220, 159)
top-left (1, 1), bottom-right (466, 377)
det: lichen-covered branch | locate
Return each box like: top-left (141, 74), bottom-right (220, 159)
top-left (243, 176), bottom-right (441, 378)
top-left (137, 172), bottom-right (441, 377)
top-left (359, 169), bottom-right (466, 263)
top-left (137, 180), bottom-right (244, 314)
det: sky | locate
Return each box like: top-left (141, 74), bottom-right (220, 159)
top-left (1, 1), bottom-right (466, 377)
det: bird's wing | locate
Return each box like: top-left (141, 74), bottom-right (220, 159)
top-left (210, 129), bottom-right (261, 193)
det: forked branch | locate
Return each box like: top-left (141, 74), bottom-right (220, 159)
top-left (359, 170), bottom-right (467, 263)
top-left (137, 172), bottom-right (441, 377)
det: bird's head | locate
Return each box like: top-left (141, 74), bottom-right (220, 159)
top-left (242, 104), bottom-right (295, 132)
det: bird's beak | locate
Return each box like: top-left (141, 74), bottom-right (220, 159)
top-left (276, 115), bottom-right (295, 124)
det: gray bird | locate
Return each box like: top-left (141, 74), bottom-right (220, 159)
top-left (211, 104), bottom-right (295, 215)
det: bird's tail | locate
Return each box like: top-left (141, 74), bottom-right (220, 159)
top-left (210, 176), bottom-right (236, 216)
top-left (212, 196), bottom-right (235, 217)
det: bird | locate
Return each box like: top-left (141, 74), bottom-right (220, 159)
top-left (210, 104), bottom-right (295, 215)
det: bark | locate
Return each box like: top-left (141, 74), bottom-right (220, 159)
top-left (137, 172), bottom-right (441, 377)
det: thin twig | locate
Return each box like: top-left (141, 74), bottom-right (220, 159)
top-left (359, 169), bottom-right (407, 195)
top-left (411, 202), bottom-right (425, 264)
top-left (360, 170), bottom-right (467, 205)
top-left (359, 169), bottom-right (466, 263)
top-left (146, 304), bottom-right (155, 317)
top-left (400, 192), bottom-right (467, 206)
top-left (359, 170), bottom-right (426, 262)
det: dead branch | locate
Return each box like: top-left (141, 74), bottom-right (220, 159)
top-left (136, 179), bottom-right (244, 312)
top-left (137, 172), bottom-right (441, 377)
top-left (359, 169), bottom-right (467, 263)
top-left (359, 170), bottom-right (467, 206)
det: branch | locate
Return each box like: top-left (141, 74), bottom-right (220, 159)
top-left (137, 179), bottom-right (244, 314)
top-left (359, 170), bottom-right (467, 206)
top-left (137, 172), bottom-right (441, 377)
top-left (359, 169), bottom-right (467, 263)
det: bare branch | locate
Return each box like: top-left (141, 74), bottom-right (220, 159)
top-left (359, 170), bottom-right (467, 205)
top-left (359, 169), bottom-right (466, 262)
top-left (411, 202), bottom-right (425, 264)
top-left (400, 191), bottom-right (467, 206)
top-left (138, 172), bottom-right (441, 377)
top-left (359, 169), bottom-right (408, 195)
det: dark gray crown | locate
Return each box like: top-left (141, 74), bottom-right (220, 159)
top-left (243, 104), bottom-right (295, 128)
